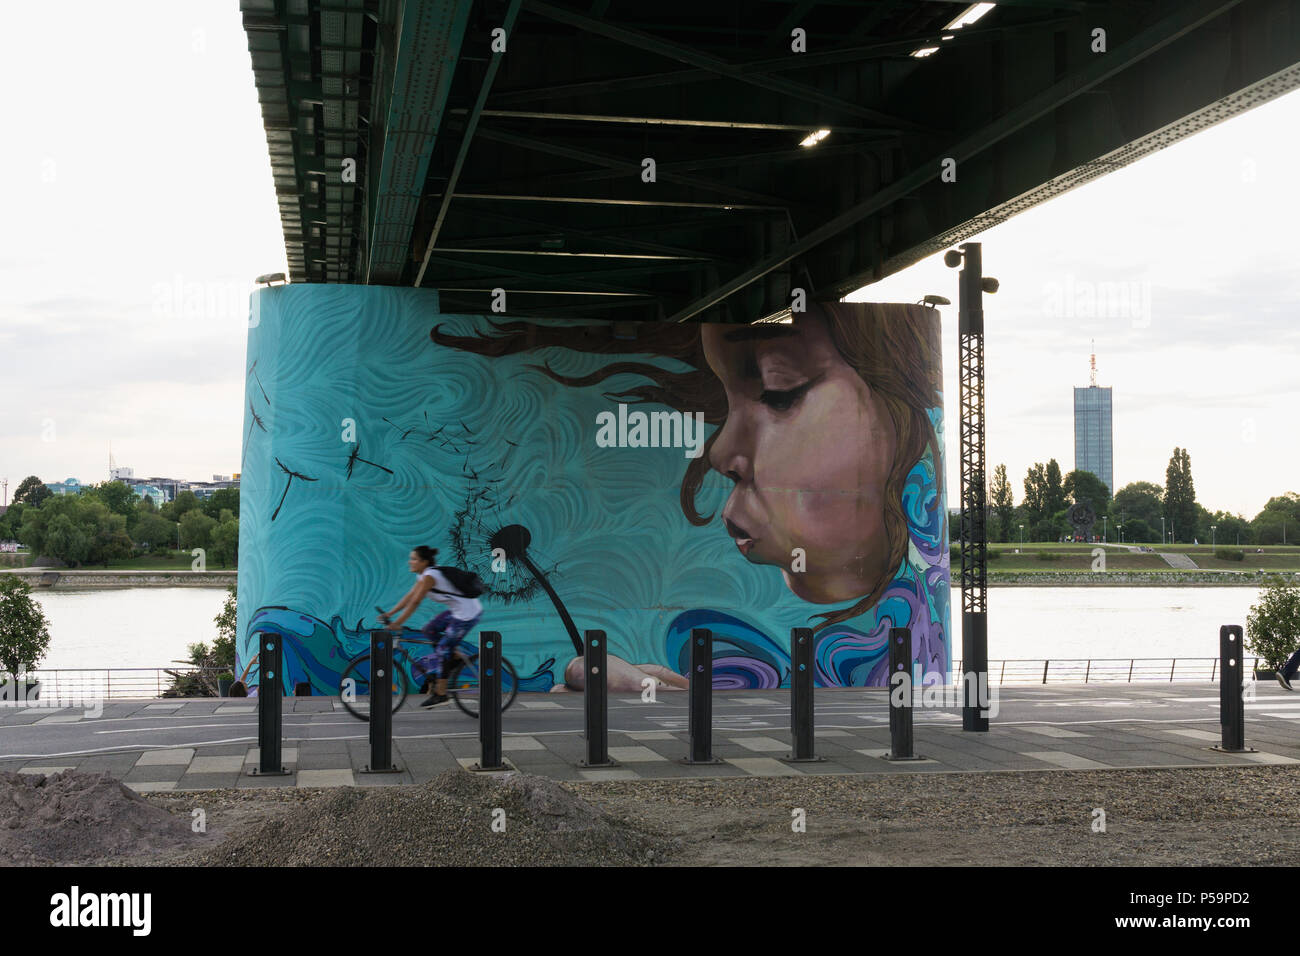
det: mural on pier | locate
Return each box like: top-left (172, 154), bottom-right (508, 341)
top-left (237, 286), bottom-right (949, 694)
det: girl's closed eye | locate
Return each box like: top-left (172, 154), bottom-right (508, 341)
top-left (759, 378), bottom-right (815, 412)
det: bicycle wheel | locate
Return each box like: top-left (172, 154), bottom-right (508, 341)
top-left (338, 652), bottom-right (410, 721)
top-left (450, 656), bottom-right (518, 718)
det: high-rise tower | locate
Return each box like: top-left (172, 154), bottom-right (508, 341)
top-left (1073, 343), bottom-right (1114, 496)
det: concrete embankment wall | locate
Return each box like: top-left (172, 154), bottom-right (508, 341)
top-left (0, 569), bottom-right (237, 589)
top-left (989, 571), bottom-right (1300, 586)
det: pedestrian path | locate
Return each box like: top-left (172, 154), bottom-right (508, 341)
top-left (1, 683), bottom-right (1296, 790)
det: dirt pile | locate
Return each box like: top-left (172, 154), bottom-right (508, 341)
top-left (189, 770), bottom-right (675, 866)
top-left (0, 771), bottom-right (202, 866)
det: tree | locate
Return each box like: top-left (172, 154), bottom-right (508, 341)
top-left (84, 501), bottom-right (133, 567)
top-left (179, 509), bottom-right (217, 551)
top-left (1044, 459), bottom-right (1067, 519)
top-left (19, 494), bottom-right (90, 560)
top-left (1163, 448), bottom-right (1198, 543)
top-left (1251, 493), bottom-right (1300, 545)
top-left (1260, 492), bottom-right (1300, 523)
top-left (0, 575), bottom-right (51, 687)
top-left (133, 513), bottom-right (177, 555)
top-left (87, 480), bottom-right (136, 517)
top-left (202, 487), bottom-right (240, 520)
top-left (213, 585), bottom-right (236, 669)
top-left (173, 490), bottom-right (201, 518)
top-left (12, 476), bottom-right (51, 508)
top-left (1205, 510), bottom-right (1252, 547)
top-left (1023, 463), bottom-right (1048, 538)
top-left (1123, 518), bottom-right (1154, 543)
top-left (210, 515), bottom-right (239, 568)
top-left (1246, 580), bottom-right (1300, 671)
top-left (0, 502), bottom-right (25, 541)
top-left (1113, 481), bottom-right (1163, 530)
top-left (990, 464), bottom-right (1015, 543)
top-left (1253, 510), bottom-right (1291, 546)
top-left (1064, 469), bottom-right (1112, 518)
top-left (126, 495), bottom-right (154, 536)
top-left (43, 513), bottom-right (91, 567)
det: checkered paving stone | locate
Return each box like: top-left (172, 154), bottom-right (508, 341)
top-left (4, 684), bottom-right (1300, 789)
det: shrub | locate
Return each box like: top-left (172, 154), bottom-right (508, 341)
top-left (0, 576), bottom-right (51, 685)
top-left (1246, 581), bottom-right (1300, 670)
top-left (1215, 548), bottom-right (1245, 562)
top-left (1036, 551), bottom-right (1062, 561)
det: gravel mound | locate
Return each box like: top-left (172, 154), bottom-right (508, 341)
top-left (0, 771), bottom-right (200, 866)
top-left (187, 770), bottom-right (675, 866)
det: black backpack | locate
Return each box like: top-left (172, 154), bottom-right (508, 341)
top-left (434, 565), bottom-right (486, 598)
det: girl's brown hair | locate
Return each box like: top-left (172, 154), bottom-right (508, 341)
top-left (431, 301), bottom-right (943, 631)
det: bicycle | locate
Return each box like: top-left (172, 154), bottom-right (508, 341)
top-left (337, 609), bottom-right (518, 720)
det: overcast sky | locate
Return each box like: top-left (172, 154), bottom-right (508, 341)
top-left (2, 2), bottom-right (1296, 519)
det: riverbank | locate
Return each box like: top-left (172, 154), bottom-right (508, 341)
top-left (1, 568), bottom-right (1293, 589)
top-left (988, 570), bottom-right (1300, 586)
top-left (0, 569), bottom-right (235, 589)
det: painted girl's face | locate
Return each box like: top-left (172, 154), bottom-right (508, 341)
top-left (702, 314), bottom-right (896, 604)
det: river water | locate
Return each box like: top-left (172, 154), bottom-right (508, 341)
top-left (27, 586), bottom-right (1266, 671)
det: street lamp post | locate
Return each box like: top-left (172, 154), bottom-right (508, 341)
top-left (1102, 515), bottom-right (1108, 542)
top-left (945, 241), bottom-right (998, 734)
top-left (1161, 516), bottom-right (1166, 545)
top-left (1019, 524), bottom-right (1024, 549)
top-left (1212, 525), bottom-right (1217, 550)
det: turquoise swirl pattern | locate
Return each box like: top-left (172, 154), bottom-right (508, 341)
top-left (237, 286), bottom-right (950, 689)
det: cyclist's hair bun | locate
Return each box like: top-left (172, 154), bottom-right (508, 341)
top-left (413, 545), bottom-right (438, 564)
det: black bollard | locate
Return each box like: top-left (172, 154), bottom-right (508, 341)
top-left (786, 627), bottom-right (822, 762)
top-left (580, 629), bottom-right (617, 768)
top-left (684, 628), bottom-right (720, 764)
top-left (1215, 624), bottom-right (1254, 754)
top-left (362, 630), bottom-right (400, 773)
top-left (471, 631), bottom-right (505, 771)
top-left (251, 632), bottom-right (289, 776)
top-left (885, 626), bottom-right (922, 760)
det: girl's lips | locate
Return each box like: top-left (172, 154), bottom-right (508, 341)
top-left (725, 518), bottom-right (756, 557)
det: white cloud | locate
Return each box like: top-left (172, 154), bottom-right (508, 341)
top-left (851, 87), bottom-right (1300, 518)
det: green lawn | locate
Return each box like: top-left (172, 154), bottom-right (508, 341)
top-left (964, 542), bottom-right (1300, 573)
top-left (106, 552), bottom-right (236, 571)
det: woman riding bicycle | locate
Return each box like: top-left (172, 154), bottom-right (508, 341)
top-left (381, 545), bottom-right (483, 708)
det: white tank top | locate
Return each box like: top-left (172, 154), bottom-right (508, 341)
top-left (421, 568), bottom-right (482, 621)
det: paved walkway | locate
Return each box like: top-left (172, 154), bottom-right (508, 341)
top-left (1, 683), bottom-right (1296, 790)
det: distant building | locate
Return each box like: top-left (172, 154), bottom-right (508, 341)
top-left (136, 485), bottom-right (167, 509)
top-left (46, 477), bottom-right (83, 496)
top-left (110, 466), bottom-right (134, 481)
top-left (184, 478), bottom-right (239, 500)
top-left (1073, 387), bottom-right (1114, 498)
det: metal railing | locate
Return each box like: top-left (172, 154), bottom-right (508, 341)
top-left (952, 657), bottom-right (1262, 684)
top-left (13, 667), bottom-right (226, 701)
top-left (10, 656), bottom-right (1265, 702)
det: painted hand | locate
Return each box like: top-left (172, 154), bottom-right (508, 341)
top-left (555, 653), bottom-right (690, 692)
